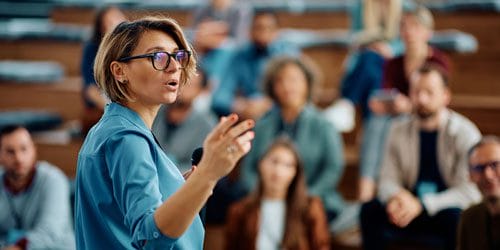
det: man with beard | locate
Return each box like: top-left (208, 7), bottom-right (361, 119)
top-left (0, 125), bottom-right (75, 249)
top-left (458, 136), bottom-right (500, 250)
top-left (359, 62), bottom-right (481, 250)
top-left (210, 11), bottom-right (300, 120)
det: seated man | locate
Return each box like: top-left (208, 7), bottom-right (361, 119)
top-left (0, 125), bottom-right (75, 249)
top-left (358, 5), bottom-right (451, 201)
top-left (211, 10), bottom-right (300, 120)
top-left (458, 136), bottom-right (500, 250)
top-left (360, 62), bottom-right (481, 250)
top-left (152, 70), bottom-right (217, 173)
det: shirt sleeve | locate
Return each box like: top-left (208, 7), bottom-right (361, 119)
top-left (308, 120), bottom-right (345, 198)
top-left (210, 55), bottom-right (239, 116)
top-left (377, 122), bottom-right (404, 203)
top-left (105, 132), bottom-right (179, 249)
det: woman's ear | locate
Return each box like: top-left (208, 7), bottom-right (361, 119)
top-left (110, 61), bottom-right (128, 84)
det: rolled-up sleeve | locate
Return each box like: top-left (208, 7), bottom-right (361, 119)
top-left (105, 132), bottom-right (178, 248)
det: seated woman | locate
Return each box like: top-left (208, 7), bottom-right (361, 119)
top-left (241, 56), bottom-right (345, 223)
top-left (226, 137), bottom-right (330, 250)
top-left (80, 6), bottom-right (127, 135)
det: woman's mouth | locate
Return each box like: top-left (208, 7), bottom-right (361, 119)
top-left (164, 80), bottom-right (179, 90)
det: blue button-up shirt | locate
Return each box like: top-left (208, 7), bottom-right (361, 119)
top-left (74, 102), bottom-right (204, 249)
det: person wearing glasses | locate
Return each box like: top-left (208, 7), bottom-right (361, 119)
top-left (458, 136), bottom-right (500, 250)
top-left (74, 17), bottom-right (255, 249)
top-left (360, 61), bottom-right (481, 250)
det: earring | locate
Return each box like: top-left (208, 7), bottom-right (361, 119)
top-left (120, 79), bottom-right (128, 84)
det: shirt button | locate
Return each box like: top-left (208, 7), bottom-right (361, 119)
top-left (153, 232), bottom-right (159, 238)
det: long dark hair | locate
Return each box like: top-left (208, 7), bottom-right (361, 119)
top-left (91, 6), bottom-right (124, 43)
top-left (251, 136), bottom-right (310, 249)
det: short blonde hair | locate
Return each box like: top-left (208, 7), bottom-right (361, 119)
top-left (94, 16), bottom-right (197, 104)
top-left (404, 4), bottom-right (434, 30)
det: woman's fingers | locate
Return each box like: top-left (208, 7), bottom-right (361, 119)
top-left (234, 130), bottom-right (254, 154)
top-left (206, 114), bottom-right (239, 140)
top-left (225, 119), bottom-right (255, 140)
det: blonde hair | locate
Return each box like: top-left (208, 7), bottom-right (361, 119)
top-left (94, 16), bottom-right (197, 104)
top-left (404, 4), bottom-right (434, 30)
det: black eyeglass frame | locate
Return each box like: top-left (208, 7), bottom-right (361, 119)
top-left (117, 50), bottom-right (191, 71)
top-left (470, 160), bottom-right (500, 174)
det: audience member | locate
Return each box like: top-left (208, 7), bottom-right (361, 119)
top-left (226, 137), bottom-right (330, 250)
top-left (152, 70), bottom-right (217, 173)
top-left (80, 6), bottom-right (127, 135)
top-left (0, 125), bottom-right (75, 249)
top-left (192, 0), bottom-right (252, 51)
top-left (358, 5), bottom-right (451, 201)
top-left (360, 62), bottom-right (481, 250)
top-left (241, 56), bottom-right (345, 223)
top-left (457, 136), bottom-right (500, 250)
top-left (340, 0), bottom-right (403, 119)
top-left (211, 11), bottom-right (300, 120)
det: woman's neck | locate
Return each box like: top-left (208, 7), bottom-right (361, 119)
top-left (263, 189), bottom-right (287, 200)
top-left (125, 101), bottom-right (161, 129)
top-left (281, 105), bottom-right (303, 124)
top-left (405, 44), bottom-right (429, 62)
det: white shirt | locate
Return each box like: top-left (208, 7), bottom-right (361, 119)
top-left (257, 199), bottom-right (286, 250)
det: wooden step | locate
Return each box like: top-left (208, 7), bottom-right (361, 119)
top-left (0, 77), bottom-right (83, 121)
top-left (450, 95), bottom-right (500, 136)
top-left (0, 39), bottom-right (83, 76)
top-left (35, 137), bottom-right (82, 178)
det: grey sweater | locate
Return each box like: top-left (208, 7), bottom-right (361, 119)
top-left (0, 161), bottom-right (75, 250)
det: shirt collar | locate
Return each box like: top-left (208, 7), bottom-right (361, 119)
top-left (105, 102), bottom-right (150, 132)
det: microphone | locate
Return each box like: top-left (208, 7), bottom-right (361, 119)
top-left (191, 147), bottom-right (203, 166)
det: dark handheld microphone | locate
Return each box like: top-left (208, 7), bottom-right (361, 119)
top-left (191, 147), bottom-right (203, 166)
top-left (191, 147), bottom-right (206, 225)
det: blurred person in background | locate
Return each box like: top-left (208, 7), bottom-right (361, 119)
top-left (241, 56), bottom-right (345, 225)
top-left (358, 5), bottom-right (451, 202)
top-left (191, 0), bottom-right (253, 87)
top-left (0, 125), bottom-right (75, 250)
top-left (211, 11), bottom-right (300, 120)
top-left (360, 62), bottom-right (481, 250)
top-left (458, 136), bottom-right (500, 250)
top-left (339, 0), bottom-right (403, 120)
top-left (80, 6), bottom-right (127, 135)
top-left (226, 137), bottom-right (330, 250)
top-left (152, 69), bottom-right (217, 173)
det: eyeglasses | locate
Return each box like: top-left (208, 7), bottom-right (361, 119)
top-left (470, 161), bottom-right (500, 174)
top-left (118, 50), bottom-right (191, 71)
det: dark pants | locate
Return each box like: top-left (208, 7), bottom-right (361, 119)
top-left (340, 49), bottom-right (385, 119)
top-left (360, 199), bottom-right (461, 250)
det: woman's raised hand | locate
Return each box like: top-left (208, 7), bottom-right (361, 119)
top-left (198, 114), bottom-right (255, 181)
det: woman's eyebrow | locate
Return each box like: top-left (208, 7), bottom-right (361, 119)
top-left (145, 46), bottom-right (180, 53)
